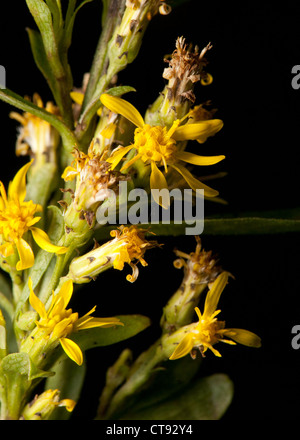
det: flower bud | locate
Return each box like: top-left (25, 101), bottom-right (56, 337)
top-left (21, 389), bottom-right (76, 420)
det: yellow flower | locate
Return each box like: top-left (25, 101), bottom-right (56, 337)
top-left (169, 272), bottom-right (261, 360)
top-left (0, 161), bottom-right (67, 271)
top-left (27, 278), bottom-right (123, 365)
top-left (100, 93), bottom-right (224, 206)
top-left (68, 225), bottom-right (160, 283)
top-left (109, 225), bottom-right (159, 281)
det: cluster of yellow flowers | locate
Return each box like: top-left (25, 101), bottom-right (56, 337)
top-left (0, 1), bottom-right (261, 419)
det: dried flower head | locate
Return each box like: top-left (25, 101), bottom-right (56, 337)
top-left (163, 37), bottom-right (213, 105)
top-left (173, 236), bottom-right (221, 286)
top-left (10, 93), bottom-right (60, 163)
top-left (62, 144), bottom-right (127, 222)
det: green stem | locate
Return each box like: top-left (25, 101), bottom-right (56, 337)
top-left (82, 0), bottom-right (126, 109)
top-left (97, 340), bottom-right (166, 420)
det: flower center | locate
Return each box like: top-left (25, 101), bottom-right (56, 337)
top-left (134, 124), bottom-right (177, 167)
top-left (111, 226), bottom-right (149, 269)
top-left (193, 318), bottom-right (225, 347)
top-left (0, 200), bottom-right (40, 242)
top-left (39, 308), bottom-right (78, 339)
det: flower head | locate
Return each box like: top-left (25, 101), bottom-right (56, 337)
top-left (68, 225), bottom-right (160, 283)
top-left (100, 93), bottom-right (224, 207)
top-left (109, 225), bottom-right (159, 280)
top-left (62, 146), bottom-right (125, 219)
top-left (169, 272), bottom-right (261, 359)
top-left (162, 37), bottom-right (213, 107)
top-left (9, 93), bottom-right (60, 163)
top-left (0, 161), bottom-right (67, 270)
top-left (27, 278), bottom-right (123, 365)
top-left (21, 389), bottom-right (76, 420)
top-left (173, 236), bottom-right (221, 286)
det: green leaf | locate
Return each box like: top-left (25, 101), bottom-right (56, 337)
top-left (1, 352), bottom-right (53, 381)
top-left (105, 85), bottom-right (136, 97)
top-left (118, 355), bottom-right (203, 417)
top-left (144, 217), bottom-right (300, 236)
top-left (94, 206), bottom-right (300, 241)
top-left (45, 0), bottom-right (63, 36)
top-left (26, 0), bottom-right (74, 126)
top-left (26, 28), bottom-right (58, 101)
top-left (71, 314), bottom-right (151, 352)
top-left (45, 356), bottom-right (86, 420)
top-left (204, 216), bottom-right (300, 235)
top-left (121, 373), bottom-right (233, 420)
top-left (25, 0), bottom-right (58, 74)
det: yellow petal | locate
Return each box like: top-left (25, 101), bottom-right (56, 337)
top-left (30, 227), bottom-right (68, 254)
top-left (9, 111), bottom-right (27, 125)
top-left (169, 333), bottom-right (194, 360)
top-left (170, 163), bottom-right (219, 197)
top-left (58, 399), bottom-right (76, 412)
top-left (106, 145), bottom-right (135, 170)
top-left (0, 182), bottom-right (7, 205)
top-left (100, 122), bottom-right (117, 139)
top-left (100, 94), bottom-right (144, 128)
top-left (26, 216), bottom-right (42, 227)
top-left (120, 152), bottom-right (142, 171)
top-left (8, 160), bottom-right (33, 202)
top-left (194, 307), bottom-right (202, 321)
top-left (150, 161), bottom-right (170, 209)
top-left (209, 345), bottom-right (222, 357)
top-left (15, 238), bottom-right (35, 271)
top-left (60, 337), bottom-right (83, 366)
top-left (76, 316), bottom-right (123, 331)
top-left (223, 328), bottom-right (262, 348)
top-left (175, 151), bottom-right (225, 166)
top-left (61, 166), bottom-right (78, 182)
top-left (28, 277), bottom-right (47, 319)
top-left (0, 242), bottom-right (15, 258)
top-left (52, 317), bottom-right (71, 339)
top-left (49, 297), bottom-right (67, 321)
top-left (58, 279), bottom-right (73, 310)
top-left (70, 91), bottom-right (84, 105)
top-left (173, 119), bottom-right (223, 142)
top-left (203, 272), bottom-right (229, 318)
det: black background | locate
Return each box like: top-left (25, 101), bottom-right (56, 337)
top-left (1, 0), bottom-right (300, 420)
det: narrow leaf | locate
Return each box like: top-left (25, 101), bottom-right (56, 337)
top-left (71, 314), bottom-right (151, 352)
top-left (26, 28), bottom-right (59, 103)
